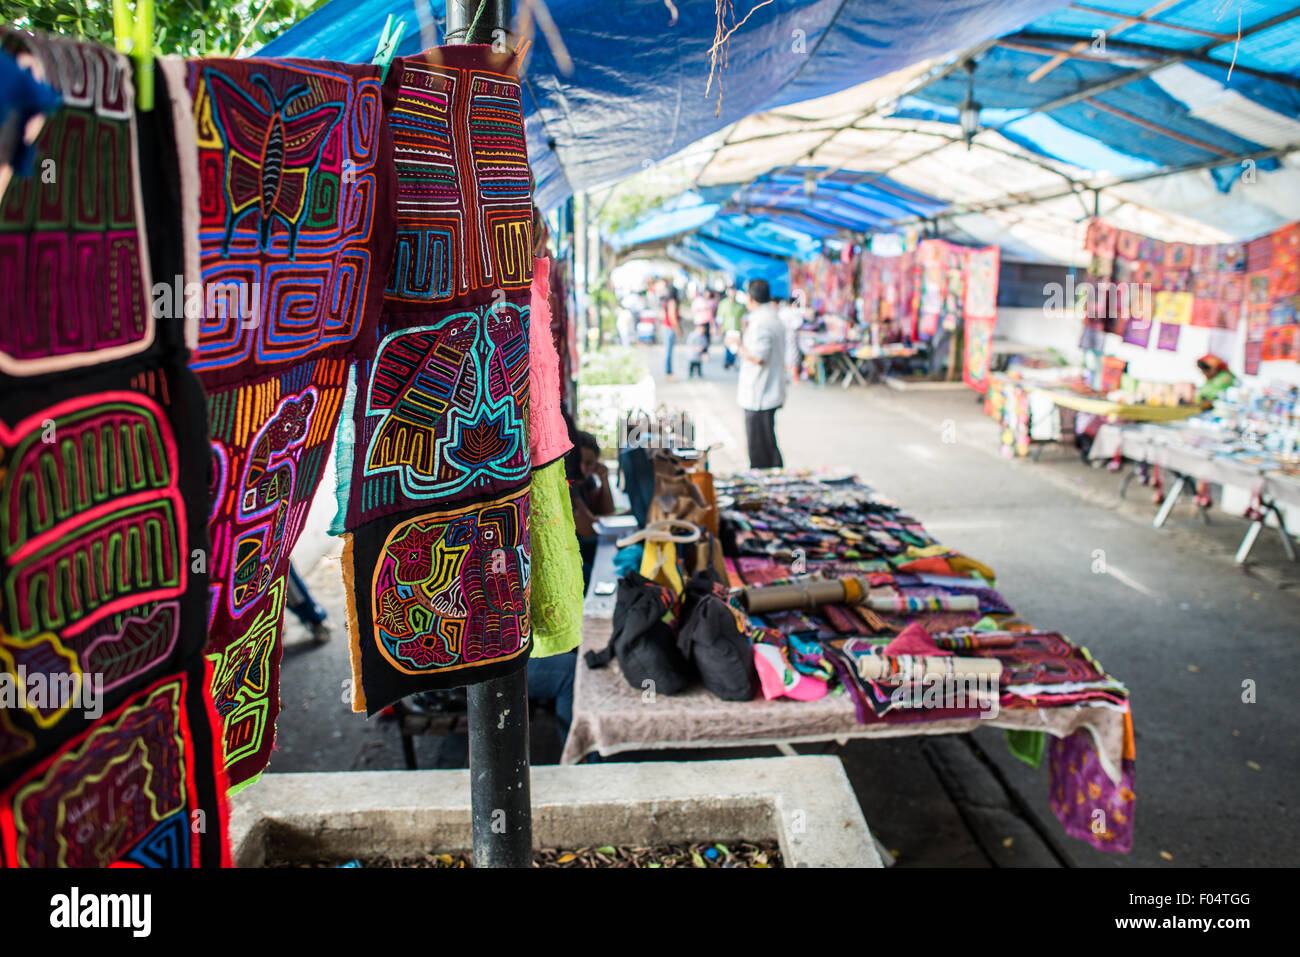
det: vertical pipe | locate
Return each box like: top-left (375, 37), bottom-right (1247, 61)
top-left (447, 0), bottom-right (533, 870)
top-left (580, 191), bottom-right (590, 350)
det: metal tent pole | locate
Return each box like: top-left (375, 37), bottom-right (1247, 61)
top-left (446, 0), bottom-right (533, 870)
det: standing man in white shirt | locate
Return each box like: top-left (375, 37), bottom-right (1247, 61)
top-left (736, 278), bottom-right (788, 469)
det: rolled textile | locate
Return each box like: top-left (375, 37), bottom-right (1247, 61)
top-left (740, 576), bottom-right (870, 613)
top-left (932, 631), bottom-right (1017, 650)
top-left (866, 594), bottom-right (980, 613)
top-left (856, 654), bottom-right (1003, 683)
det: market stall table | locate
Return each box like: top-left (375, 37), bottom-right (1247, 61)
top-left (565, 470), bottom-right (1138, 853)
top-left (1028, 387), bottom-right (1204, 423)
top-left (564, 606), bottom-right (1128, 770)
top-left (802, 341), bottom-right (861, 387)
top-left (1090, 423), bottom-right (1299, 563)
top-left (849, 343), bottom-right (917, 386)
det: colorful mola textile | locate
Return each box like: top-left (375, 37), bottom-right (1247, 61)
top-left (176, 56), bottom-right (399, 787)
top-left (0, 43), bottom-right (229, 866)
top-left (0, 30), bottom-right (156, 377)
top-left (342, 46), bottom-right (535, 711)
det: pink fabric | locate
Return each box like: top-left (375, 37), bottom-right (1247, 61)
top-left (529, 256), bottom-right (572, 468)
top-left (883, 621), bottom-right (949, 657)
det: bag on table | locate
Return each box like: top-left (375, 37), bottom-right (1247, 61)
top-left (677, 570), bottom-right (759, 702)
top-left (619, 518), bottom-right (701, 597)
top-left (585, 571), bottom-right (694, 695)
top-left (648, 449), bottom-right (716, 533)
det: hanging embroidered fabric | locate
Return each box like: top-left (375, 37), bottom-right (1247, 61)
top-left (338, 45), bottom-right (535, 712)
top-left (170, 54), bottom-right (400, 788)
top-left (0, 32), bottom-right (229, 866)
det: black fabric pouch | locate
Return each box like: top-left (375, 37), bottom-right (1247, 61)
top-left (585, 571), bottom-right (693, 695)
top-left (677, 570), bottom-right (759, 702)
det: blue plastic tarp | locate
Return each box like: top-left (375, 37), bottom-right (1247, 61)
top-left (260, 0), bottom-right (1072, 209)
top-left (896, 1), bottom-right (1300, 190)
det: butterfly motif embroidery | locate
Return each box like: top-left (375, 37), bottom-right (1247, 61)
top-left (204, 70), bottom-right (344, 259)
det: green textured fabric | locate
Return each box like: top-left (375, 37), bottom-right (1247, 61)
top-left (530, 457), bottom-right (585, 657)
top-left (1004, 729), bottom-right (1046, 769)
top-left (973, 615), bottom-right (999, 631)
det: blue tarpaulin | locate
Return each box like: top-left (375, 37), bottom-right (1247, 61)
top-left (260, 0), bottom-right (1072, 209)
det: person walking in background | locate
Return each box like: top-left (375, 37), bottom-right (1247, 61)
top-left (692, 287), bottom-right (718, 349)
top-left (687, 323), bottom-right (708, 378)
top-left (662, 286), bottom-right (680, 378)
top-left (736, 278), bottom-right (787, 469)
top-left (717, 286), bottom-right (745, 370)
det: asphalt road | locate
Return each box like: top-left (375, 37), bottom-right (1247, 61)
top-left (269, 344), bottom-right (1300, 867)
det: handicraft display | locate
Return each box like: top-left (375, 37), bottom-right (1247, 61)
top-left (178, 54), bottom-right (400, 788)
top-left (340, 46), bottom-right (536, 713)
top-left (1085, 217), bottom-right (1300, 371)
top-left (0, 35), bottom-right (229, 866)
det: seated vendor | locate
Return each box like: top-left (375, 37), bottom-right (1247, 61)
top-left (567, 429), bottom-right (615, 590)
top-left (1195, 353), bottom-right (1235, 409)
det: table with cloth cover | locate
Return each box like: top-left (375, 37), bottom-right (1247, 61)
top-left (565, 613), bottom-right (1128, 768)
top-left (1028, 387), bottom-right (1204, 423)
top-left (565, 471), bottom-right (1138, 852)
top-left (1090, 422), bottom-right (1300, 563)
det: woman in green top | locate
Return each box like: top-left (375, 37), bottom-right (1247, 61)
top-left (717, 287), bottom-right (746, 370)
top-left (1195, 353), bottom-right (1235, 408)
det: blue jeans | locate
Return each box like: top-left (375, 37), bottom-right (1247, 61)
top-left (526, 652), bottom-right (576, 747)
top-left (663, 327), bottom-right (676, 375)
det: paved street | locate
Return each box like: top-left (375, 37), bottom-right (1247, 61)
top-left (270, 344), bottom-right (1300, 867)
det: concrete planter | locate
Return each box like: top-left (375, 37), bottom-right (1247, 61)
top-left (230, 755), bottom-right (882, 868)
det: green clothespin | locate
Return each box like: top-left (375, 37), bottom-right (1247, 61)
top-left (372, 14), bottom-right (405, 82)
top-left (112, 0), bottom-right (155, 111)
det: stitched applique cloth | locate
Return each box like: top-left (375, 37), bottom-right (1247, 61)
top-left (0, 30), bottom-right (156, 377)
top-left (0, 41), bottom-right (229, 866)
top-left (172, 55), bottom-right (400, 788)
top-left (340, 46), bottom-right (535, 712)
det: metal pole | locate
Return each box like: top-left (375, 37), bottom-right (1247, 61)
top-left (446, 0), bottom-right (511, 45)
top-left (447, 0), bottom-right (532, 870)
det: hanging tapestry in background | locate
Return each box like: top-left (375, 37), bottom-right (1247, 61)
top-left (1156, 321), bottom-right (1181, 351)
top-left (962, 316), bottom-right (995, 393)
top-left (0, 37), bottom-right (229, 866)
top-left (961, 246), bottom-right (1000, 392)
top-left (963, 246), bottom-right (1000, 320)
top-left (917, 240), bottom-right (945, 340)
top-left (549, 253), bottom-right (576, 416)
top-left (174, 55), bottom-right (399, 788)
top-left (341, 46), bottom-right (535, 713)
top-left (1086, 217), bottom-right (1300, 371)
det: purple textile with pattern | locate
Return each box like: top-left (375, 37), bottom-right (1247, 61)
top-left (1048, 730), bottom-right (1135, 853)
